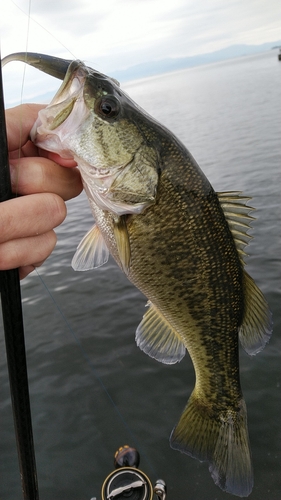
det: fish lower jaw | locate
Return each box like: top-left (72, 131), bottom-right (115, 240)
top-left (32, 131), bottom-right (71, 159)
top-left (77, 159), bottom-right (123, 186)
top-left (83, 181), bottom-right (152, 216)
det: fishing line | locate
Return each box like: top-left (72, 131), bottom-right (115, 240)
top-left (11, 0), bottom-right (76, 196)
top-left (10, 0), bottom-right (78, 59)
top-left (34, 268), bottom-right (158, 479)
top-left (19, 0), bottom-right (31, 102)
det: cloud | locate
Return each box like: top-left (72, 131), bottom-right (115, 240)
top-left (1, 0), bottom-right (281, 106)
top-left (3, 0), bottom-right (281, 61)
top-left (30, 0), bottom-right (106, 38)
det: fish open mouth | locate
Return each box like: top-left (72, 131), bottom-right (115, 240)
top-left (30, 61), bottom-right (91, 162)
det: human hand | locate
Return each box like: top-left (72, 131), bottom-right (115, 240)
top-left (0, 103), bottom-right (83, 279)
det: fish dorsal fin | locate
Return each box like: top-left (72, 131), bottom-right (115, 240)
top-left (218, 192), bottom-right (255, 265)
top-left (239, 270), bottom-right (272, 355)
top-left (136, 301), bottom-right (186, 364)
top-left (112, 215), bottom-right (131, 275)
top-left (71, 224), bottom-right (109, 271)
top-left (218, 192), bottom-right (272, 353)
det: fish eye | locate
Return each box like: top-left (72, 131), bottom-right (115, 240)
top-left (96, 95), bottom-right (120, 119)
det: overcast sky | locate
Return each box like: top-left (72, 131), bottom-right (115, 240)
top-left (1, 0), bottom-right (281, 106)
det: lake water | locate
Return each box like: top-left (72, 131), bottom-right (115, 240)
top-left (1, 49), bottom-right (281, 500)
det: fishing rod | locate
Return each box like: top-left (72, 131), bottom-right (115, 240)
top-left (0, 54), bottom-right (39, 499)
top-left (1, 51), bottom-right (168, 499)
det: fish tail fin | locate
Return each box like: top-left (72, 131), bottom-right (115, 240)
top-left (170, 392), bottom-right (253, 497)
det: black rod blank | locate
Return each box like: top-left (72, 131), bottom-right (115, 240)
top-left (0, 56), bottom-right (39, 500)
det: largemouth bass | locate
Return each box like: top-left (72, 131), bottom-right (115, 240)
top-left (5, 53), bottom-right (272, 497)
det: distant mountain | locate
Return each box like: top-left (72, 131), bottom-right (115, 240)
top-left (112, 41), bottom-right (281, 82)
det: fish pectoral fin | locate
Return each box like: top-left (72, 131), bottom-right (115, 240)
top-left (135, 301), bottom-right (186, 364)
top-left (217, 192), bottom-right (255, 265)
top-left (112, 215), bottom-right (131, 275)
top-left (239, 270), bottom-right (272, 355)
top-left (71, 224), bottom-right (109, 271)
top-left (170, 393), bottom-right (253, 497)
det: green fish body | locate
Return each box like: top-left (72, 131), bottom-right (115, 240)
top-left (25, 56), bottom-right (272, 497)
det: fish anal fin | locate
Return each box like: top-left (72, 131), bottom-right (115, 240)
top-left (113, 215), bottom-right (131, 275)
top-left (239, 270), bottom-right (272, 355)
top-left (170, 393), bottom-right (253, 497)
top-left (218, 192), bottom-right (255, 266)
top-left (135, 301), bottom-right (186, 364)
top-left (71, 224), bottom-right (109, 271)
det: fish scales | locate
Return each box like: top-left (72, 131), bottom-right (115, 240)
top-left (7, 52), bottom-right (271, 497)
top-left (124, 139), bottom-right (244, 403)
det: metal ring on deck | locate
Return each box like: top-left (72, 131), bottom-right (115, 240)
top-left (101, 467), bottom-right (154, 500)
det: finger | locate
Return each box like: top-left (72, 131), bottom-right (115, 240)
top-left (18, 261), bottom-right (48, 280)
top-left (0, 193), bottom-right (66, 243)
top-left (9, 158), bottom-right (83, 200)
top-left (19, 265), bottom-right (37, 280)
top-left (0, 230), bottom-right (57, 272)
top-left (6, 103), bottom-right (46, 151)
top-left (9, 140), bottom-right (39, 159)
top-left (39, 150), bottom-right (77, 168)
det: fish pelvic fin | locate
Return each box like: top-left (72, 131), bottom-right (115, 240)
top-left (239, 270), bottom-right (272, 355)
top-left (135, 301), bottom-right (186, 364)
top-left (170, 392), bottom-right (253, 497)
top-left (71, 224), bottom-right (109, 271)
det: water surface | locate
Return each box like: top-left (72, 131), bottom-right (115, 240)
top-left (1, 49), bottom-right (280, 499)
